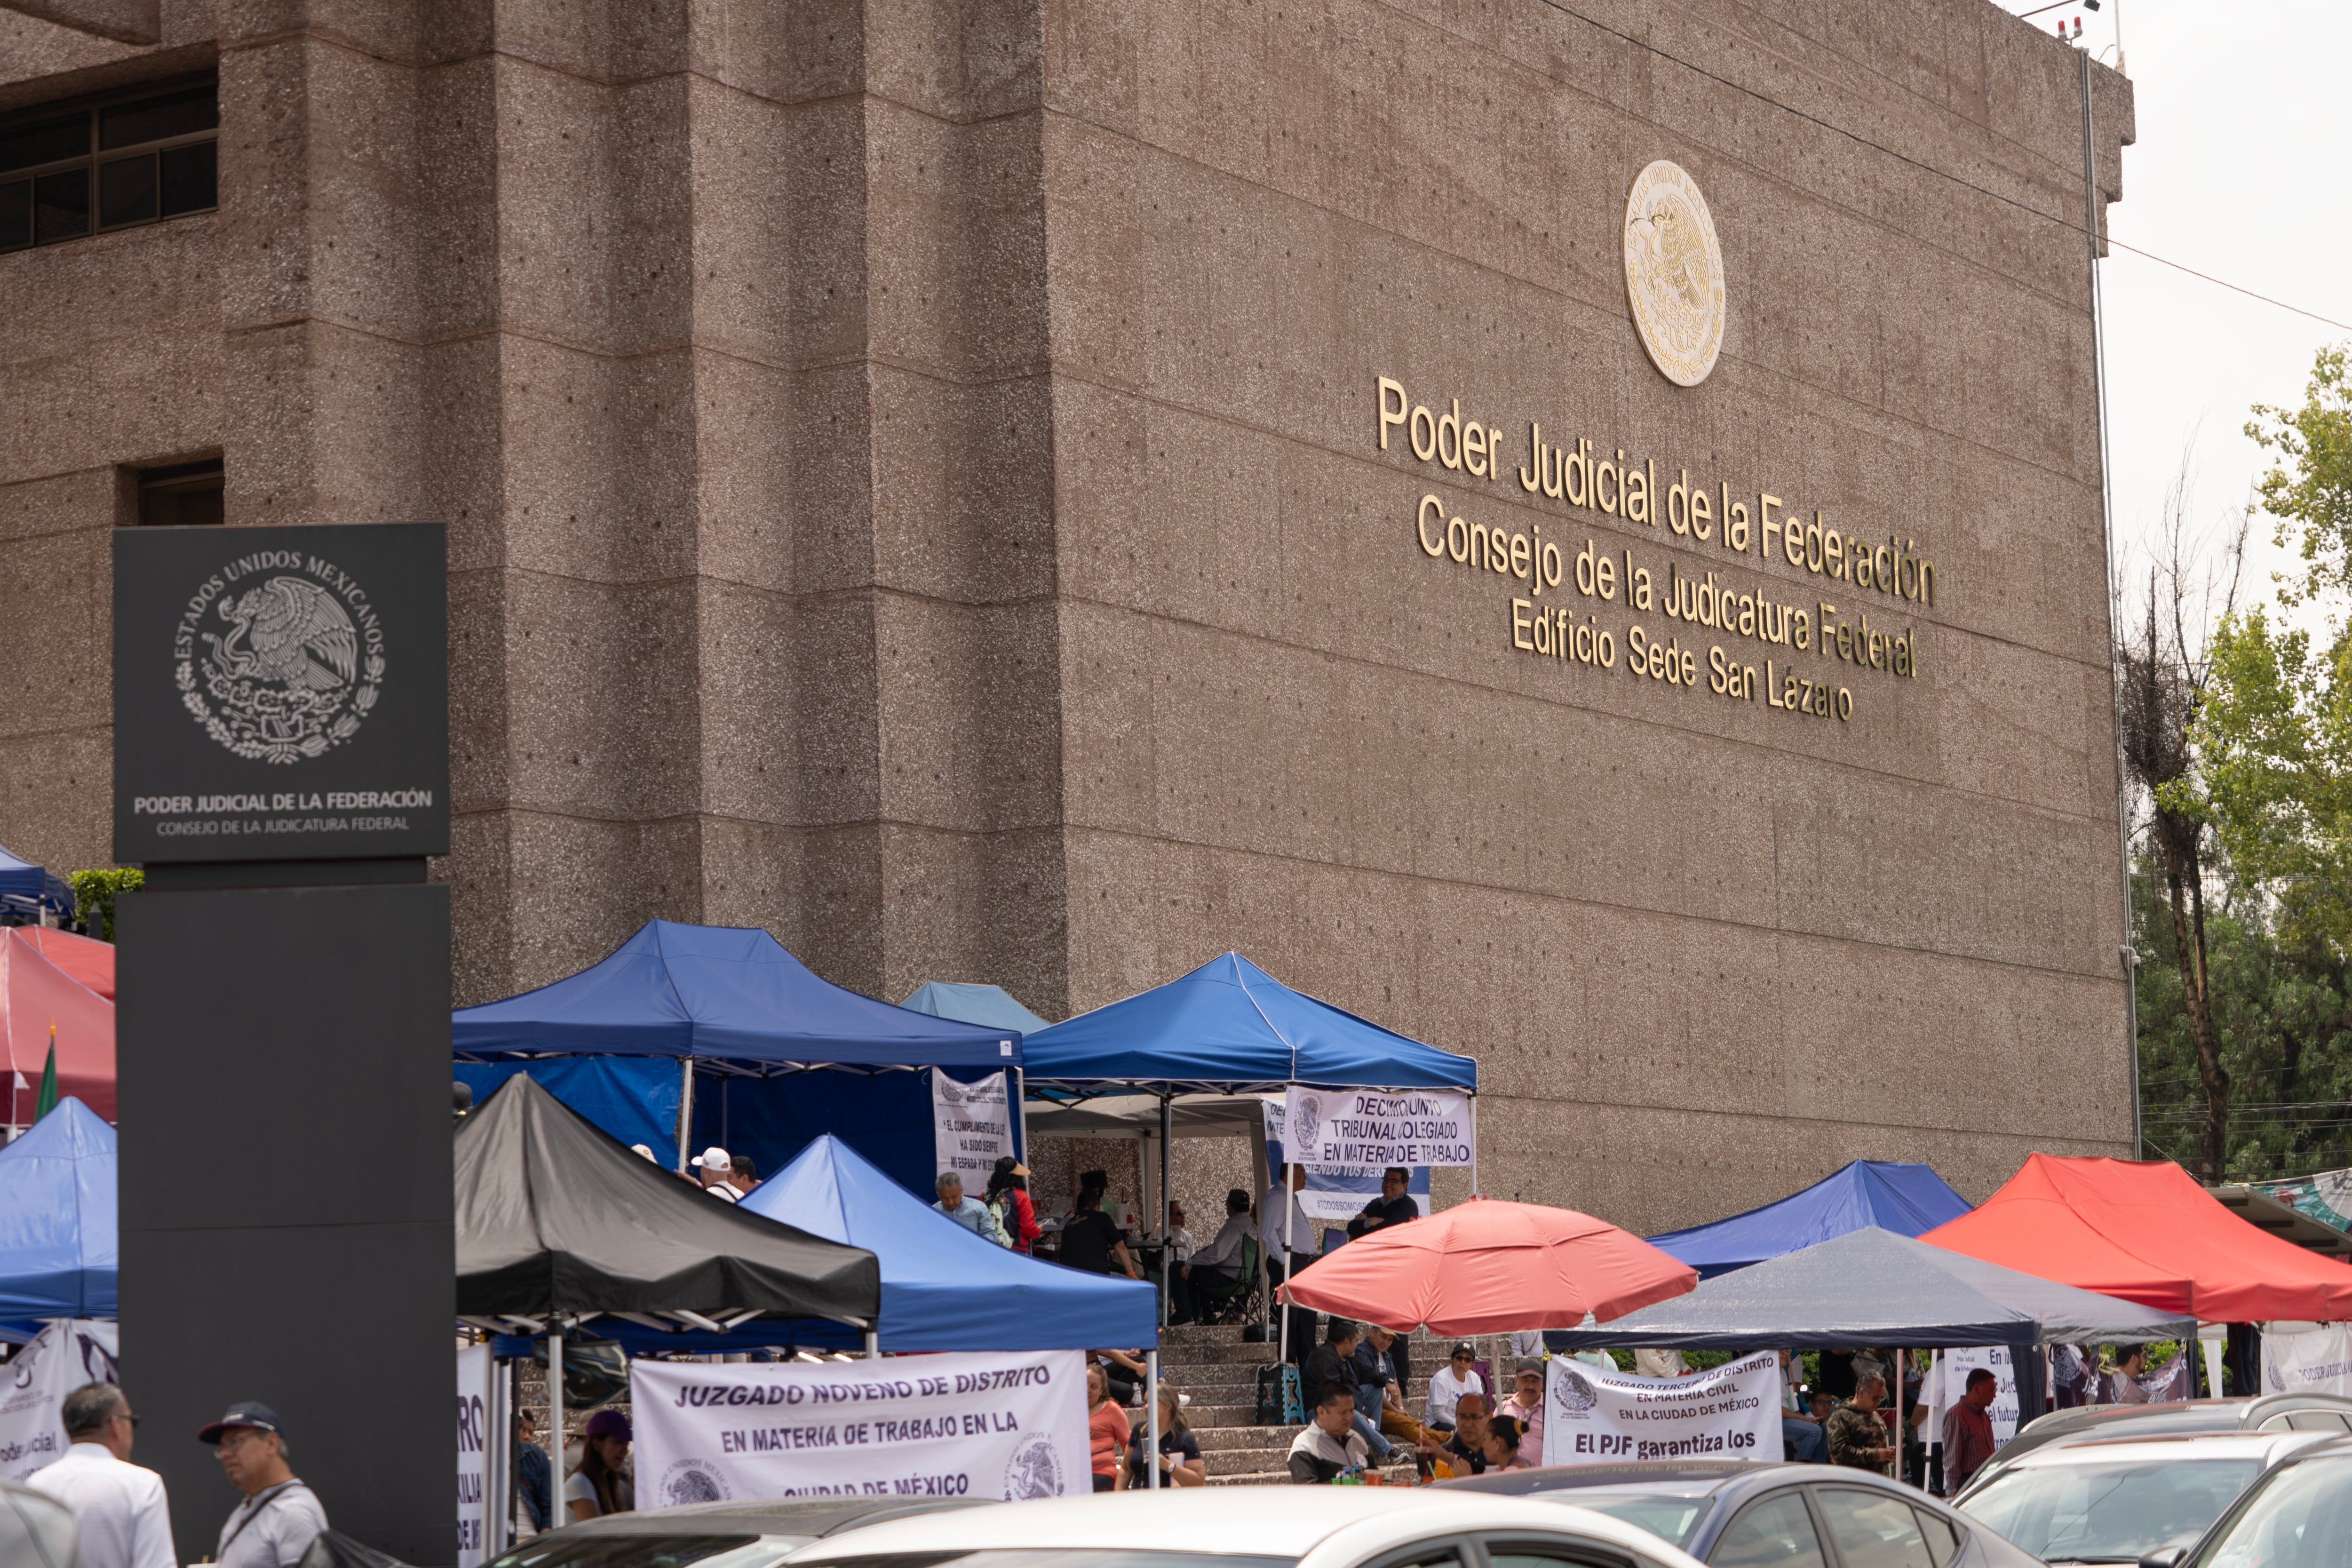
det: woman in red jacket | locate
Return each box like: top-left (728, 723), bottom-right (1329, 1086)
top-left (986, 1156), bottom-right (1042, 1252)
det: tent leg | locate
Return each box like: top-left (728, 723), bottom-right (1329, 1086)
top-left (548, 1327), bottom-right (564, 1514)
top-left (1011, 1067), bottom-right (1026, 1161)
top-left (1468, 1095), bottom-right (1478, 1201)
top-left (1146, 1350), bottom-right (1161, 1489)
top-left (484, 1345), bottom-right (507, 1555)
top-left (1159, 1095), bottom-right (1173, 1328)
top-left (676, 1059), bottom-right (694, 1172)
top-left (1278, 1165), bottom-right (1295, 1367)
top-left (865, 1328), bottom-right (880, 1360)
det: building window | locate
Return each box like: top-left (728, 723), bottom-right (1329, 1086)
top-left (135, 458), bottom-right (224, 525)
top-left (0, 78), bottom-right (217, 253)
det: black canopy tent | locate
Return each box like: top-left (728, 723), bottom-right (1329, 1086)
top-left (455, 1075), bottom-right (881, 1551)
top-left (1544, 1227), bottom-right (2200, 1425)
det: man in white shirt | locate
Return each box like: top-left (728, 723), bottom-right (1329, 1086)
top-left (200, 1401), bottom-right (328, 1568)
top-left (25, 1383), bottom-right (174, 1568)
top-left (694, 1146), bottom-right (743, 1201)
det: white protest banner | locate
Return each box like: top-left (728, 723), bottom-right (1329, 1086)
top-left (2263, 1323), bottom-right (2352, 1397)
top-left (1928, 1348), bottom-right (2018, 1449)
top-left (1282, 1086), bottom-right (1473, 1168)
top-left (933, 1072), bottom-right (1013, 1190)
top-left (456, 1341), bottom-right (492, 1568)
top-left (1542, 1350), bottom-right (1779, 1465)
top-left (1260, 1098), bottom-right (1429, 1224)
top-left (631, 1349), bottom-right (1089, 1504)
top-left (0, 1320), bottom-right (118, 1482)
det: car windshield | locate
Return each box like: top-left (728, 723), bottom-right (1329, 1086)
top-left (2190, 1456), bottom-right (2352, 1568)
top-left (1958, 1457), bottom-right (2261, 1561)
top-left (489, 1536), bottom-right (795, 1568)
top-left (1539, 1492), bottom-right (1712, 1548)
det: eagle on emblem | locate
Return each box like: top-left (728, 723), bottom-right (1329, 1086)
top-left (206, 576), bottom-right (359, 693)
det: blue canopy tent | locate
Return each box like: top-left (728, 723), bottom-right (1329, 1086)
top-left (1645, 1160), bottom-right (1973, 1278)
top-left (900, 981), bottom-right (1053, 1037)
top-left (0, 843), bottom-right (73, 923)
top-left (0, 1097), bottom-right (116, 1322)
top-left (453, 921), bottom-right (1022, 1197)
top-left (1019, 952), bottom-right (1479, 1357)
top-left (604, 1134), bottom-right (1155, 1353)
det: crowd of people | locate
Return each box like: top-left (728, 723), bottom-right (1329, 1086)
top-left (24, 1385), bottom-right (327, 1568)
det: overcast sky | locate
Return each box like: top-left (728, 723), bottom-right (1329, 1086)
top-left (1997, 0), bottom-right (2352, 640)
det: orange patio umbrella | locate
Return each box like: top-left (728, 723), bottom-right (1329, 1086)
top-left (1279, 1196), bottom-right (1698, 1335)
top-left (2, 929), bottom-right (115, 1125)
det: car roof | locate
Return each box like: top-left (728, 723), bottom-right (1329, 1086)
top-left (2004, 1431), bottom-right (2325, 1466)
top-left (564, 1495), bottom-right (992, 1539)
top-left (1440, 1460), bottom-right (1786, 1497)
top-left (780, 1489), bottom-right (1702, 1567)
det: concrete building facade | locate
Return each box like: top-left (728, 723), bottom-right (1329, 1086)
top-left (2, 0), bottom-right (2135, 1229)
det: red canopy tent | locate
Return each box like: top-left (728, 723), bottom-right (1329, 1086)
top-left (1279, 1196), bottom-right (1698, 1335)
top-left (1923, 1153), bottom-right (2352, 1322)
top-left (2, 929), bottom-right (115, 1125)
top-left (15, 927), bottom-right (114, 1000)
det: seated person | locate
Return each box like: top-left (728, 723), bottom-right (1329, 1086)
top-left (1092, 1347), bottom-right (1147, 1408)
top-left (1304, 1319), bottom-right (1390, 1462)
top-left (1499, 1359), bottom-right (1548, 1459)
top-left (1426, 1342), bottom-right (1483, 1431)
top-left (1437, 1393), bottom-right (1492, 1477)
top-left (1058, 1188), bottom-right (1138, 1278)
top-left (1345, 1167), bottom-right (1419, 1240)
top-left (1783, 1386), bottom-right (1829, 1464)
top-left (1127, 1383), bottom-right (1205, 1488)
top-left (1484, 1413), bottom-right (1534, 1471)
top-left (1352, 1325), bottom-right (1438, 1452)
top-left (1176, 1190), bottom-right (1256, 1323)
top-left (1288, 1384), bottom-right (1372, 1483)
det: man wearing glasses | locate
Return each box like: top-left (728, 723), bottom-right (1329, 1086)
top-left (199, 1401), bottom-right (328, 1568)
top-left (26, 1383), bottom-right (173, 1568)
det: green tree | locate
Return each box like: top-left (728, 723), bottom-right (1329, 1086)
top-left (67, 868), bottom-right (143, 942)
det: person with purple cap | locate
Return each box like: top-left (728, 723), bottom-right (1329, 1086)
top-left (566, 1408), bottom-right (633, 1521)
top-left (199, 1401), bottom-right (326, 1568)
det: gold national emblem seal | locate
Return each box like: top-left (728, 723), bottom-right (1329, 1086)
top-left (1622, 160), bottom-right (1725, 388)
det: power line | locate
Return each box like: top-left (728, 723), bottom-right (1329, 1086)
top-left (1524, 0), bottom-right (2352, 334)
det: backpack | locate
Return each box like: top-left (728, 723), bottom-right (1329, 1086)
top-left (1255, 1361), bottom-right (1304, 1425)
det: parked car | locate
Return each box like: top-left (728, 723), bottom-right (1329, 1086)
top-left (781, 1487), bottom-right (1710, 1568)
top-left (1440, 1458), bottom-right (2040, 1568)
top-left (1952, 1431), bottom-right (2331, 1566)
top-left (0, 1475), bottom-right (79, 1568)
top-left (1955, 1395), bottom-right (2352, 1499)
top-left (2166, 1433), bottom-right (2352, 1568)
top-left (486, 1494), bottom-right (993, 1568)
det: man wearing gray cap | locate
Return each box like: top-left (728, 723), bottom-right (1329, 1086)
top-left (199, 1401), bottom-right (327, 1568)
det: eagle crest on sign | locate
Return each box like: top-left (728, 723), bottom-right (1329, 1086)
top-left (181, 564), bottom-right (384, 764)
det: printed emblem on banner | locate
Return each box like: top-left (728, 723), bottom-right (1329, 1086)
top-left (1292, 1094), bottom-right (1325, 1156)
top-left (1622, 160), bottom-right (1725, 388)
top-left (2318, 1168), bottom-right (2352, 1213)
top-left (1004, 1433), bottom-right (1064, 1500)
top-left (2269, 1358), bottom-right (2286, 1393)
top-left (659, 1458), bottom-right (732, 1507)
top-left (1552, 1364), bottom-right (1598, 1416)
top-left (175, 554), bottom-right (386, 764)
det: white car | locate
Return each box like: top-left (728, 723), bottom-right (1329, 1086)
top-left (1954, 1430), bottom-right (2333, 1566)
top-left (784, 1487), bottom-right (1708, 1568)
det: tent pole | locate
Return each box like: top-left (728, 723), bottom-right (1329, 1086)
top-left (1279, 1163), bottom-right (1295, 1367)
top-left (1012, 1067), bottom-right (1026, 1160)
top-left (548, 1326), bottom-right (564, 1512)
top-left (1146, 1349), bottom-right (1161, 1489)
top-left (1159, 1094), bottom-right (1173, 1329)
top-left (865, 1327), bottom-right (880, 1360)
top-left (486, 1344), bottom-right (509, 1555)
top-left (1468, 1094), bottom-right (1478, 1202)
top-left (676, 1059), bottom-right (694, 1172)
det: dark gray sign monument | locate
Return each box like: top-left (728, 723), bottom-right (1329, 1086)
top-left (113, 523), bottom-right (453, 1563)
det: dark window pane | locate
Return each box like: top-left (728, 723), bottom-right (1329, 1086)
top-left (158, 140), bottom-right (216, 216)
top-left (33, 167), bottom-right (89, 243)
top-left (1814, 1489), bottom-right (1933, 1568)
top-left (98, 152), bottom-right (157, 227)
top-left (0, 113), bottom-right (88, 174)
top-left (1708, 1493), bottom-right (1826, 1568)
top-left (100, 86), bottom-right (217, 150)
top-left (0, 179), bottom-right (29, 249)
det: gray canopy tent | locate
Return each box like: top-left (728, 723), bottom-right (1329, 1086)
top-left (1544, 1226), bottom-right (2199, 1423)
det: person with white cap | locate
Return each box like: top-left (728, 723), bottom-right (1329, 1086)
top-left (25, 1382), bottom-right (173, 1568)
top-left (693, 1146), bottom-right (743, 1201)
top-left (199, 1401), bottom-right (327, 1568)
